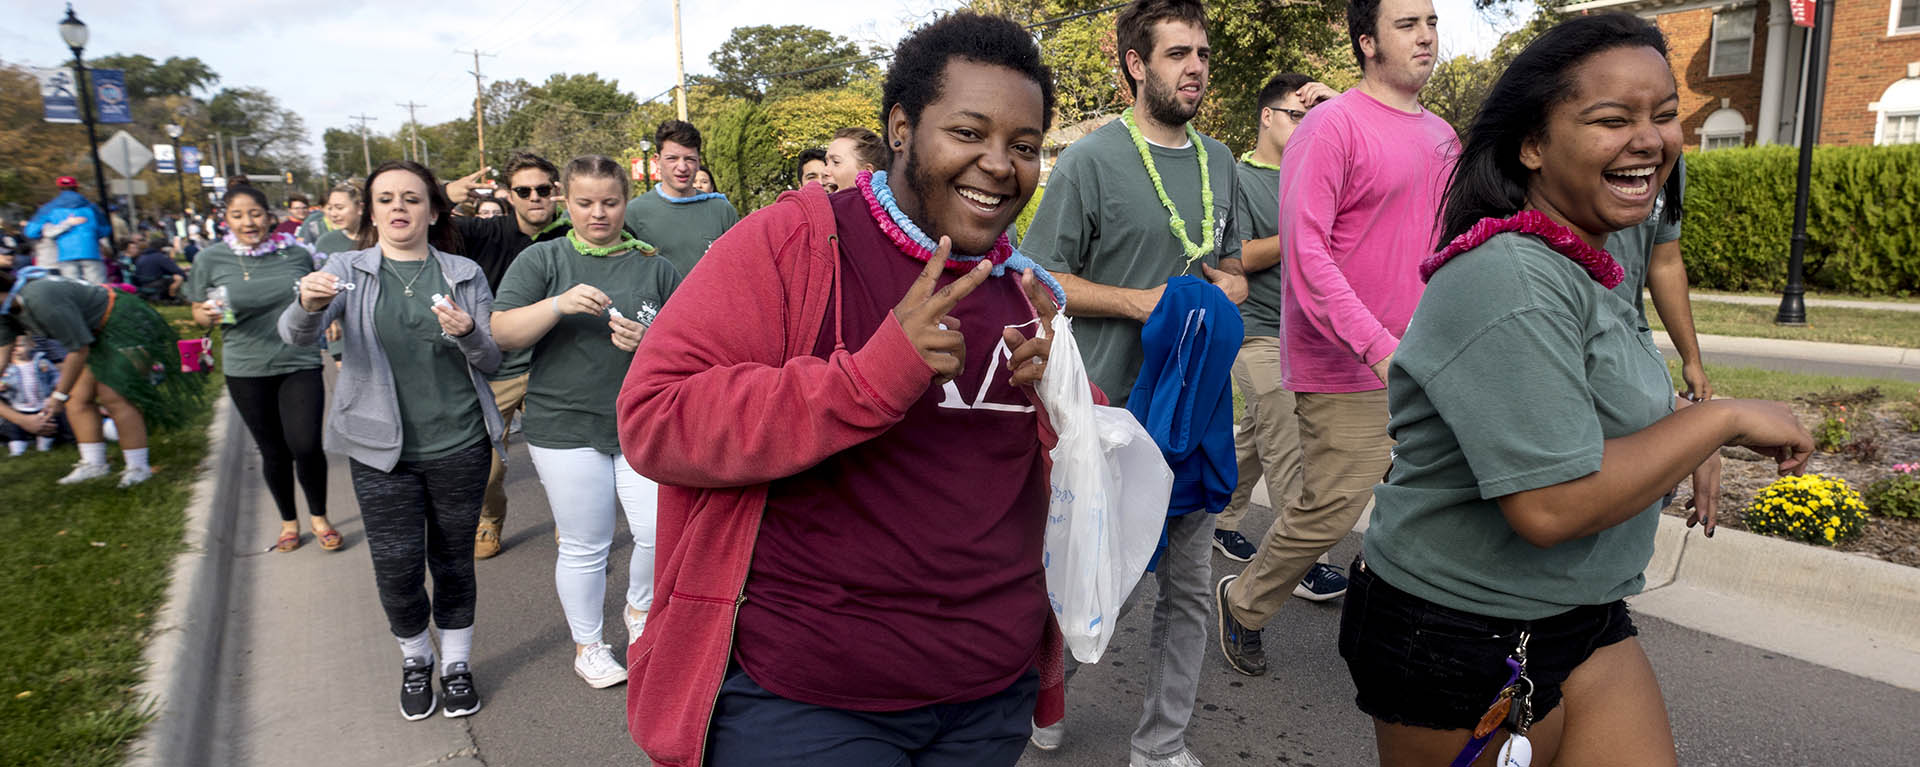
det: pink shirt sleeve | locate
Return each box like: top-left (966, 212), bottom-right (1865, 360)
top-left (1280, 127), bottom-right (1399, 367)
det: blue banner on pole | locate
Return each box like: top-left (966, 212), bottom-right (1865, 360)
top-left (36, 67), bottom-right (80, 123)
top-left (182, 146), bottom-right (202, 175)
top-left (92, 69), bottom-right (131, 123)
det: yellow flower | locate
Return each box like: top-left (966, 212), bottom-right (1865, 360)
top-left (1824, 527), bottom-right (1837, 542)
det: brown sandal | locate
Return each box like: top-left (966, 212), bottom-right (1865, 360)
top-left (315, 526), bottom-right (343, 551)
top-left (273, 530), bottom-right (301, 552)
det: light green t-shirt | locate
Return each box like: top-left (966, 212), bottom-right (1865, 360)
top-left (185, 241), bottom-right (323, 377)
top-left (12, 277), bottom-right (109, 348)
top-left (1022, 119), bottom-right (1242, 406)
top-left (372, 256), bottom-right (488, 462)
top-left (622, 189), bottom-right (740, 279)
top-left (1364, 232), bottom-right (1675, 620)
top-left (1233, 161), bottom-right (1284, 338)
top-left (494, 237), bottom-right (683, 455)
top-left (311, 228), bottom-right (358, 258)
top-left (1604, 159), bottom-right (1685, 329)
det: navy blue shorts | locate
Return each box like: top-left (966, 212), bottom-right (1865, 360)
top-left (704, 665), bottom-right (1038, 767)
top-left (1338, 556), bottom-right (1637, 731)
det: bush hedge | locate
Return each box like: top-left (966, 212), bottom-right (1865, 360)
top-left (1679, 144), bottom-right (1920, 296)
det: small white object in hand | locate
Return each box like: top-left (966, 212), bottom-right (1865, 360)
top-left (608, 306), bottom-right (626, 321)
top-left (431, 293), bottom-right (452, 309)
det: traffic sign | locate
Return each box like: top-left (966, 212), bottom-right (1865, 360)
top-left (100, 130), bottom-right (153, 177)
top-left (109, 179), bottom-right (149, 196)
top-left (155, 143), bottom-right (177, 173)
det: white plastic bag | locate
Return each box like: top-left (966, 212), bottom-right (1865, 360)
top-left (1037, 313), bottom-right (1174, 663)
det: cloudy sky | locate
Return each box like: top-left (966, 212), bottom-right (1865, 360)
top-left (2, 0), bottom-right (1534, 159)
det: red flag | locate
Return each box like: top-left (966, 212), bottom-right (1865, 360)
top-left (1791, 0), bottom-right (1815, 28)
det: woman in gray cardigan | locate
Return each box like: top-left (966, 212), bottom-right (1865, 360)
top-left (280, 161), bottom-right (502, 722)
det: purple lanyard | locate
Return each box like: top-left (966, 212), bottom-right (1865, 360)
top-left (1451, 655), bottom-right (1525, 767)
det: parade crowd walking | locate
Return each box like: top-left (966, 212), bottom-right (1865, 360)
top-left (2, 2), bottom-right (1826, 766)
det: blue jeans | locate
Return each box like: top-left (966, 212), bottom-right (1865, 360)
top-left (705, 665), bottom-right (1039, 767)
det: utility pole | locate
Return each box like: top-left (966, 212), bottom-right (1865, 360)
top-left (672, 0), bottom-right (689, 121)
top-left (1776, 0), bottom-right (1833, 327)
top-left (457, 49), bottom-right (496, 167)
top-left (349, 114), bottom-right (378, 175)
top-left (211, 131), bottom-right (225, 183)
top-left (397, 100), bottom-right (426, 161)
top-left (230, 134), bottom-right (244, 177)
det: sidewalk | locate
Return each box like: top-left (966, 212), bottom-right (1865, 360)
top-left (1653, 330), bottom-right (1920, 382)
top-left (1682, 291), bottom-right (1920, 313)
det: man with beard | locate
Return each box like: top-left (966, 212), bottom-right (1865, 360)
top-left (1021, 1), bottom-right (1246, 765)
top-left (623, 120), bottom-right (740, 278)
top-left (615, 12), bottom-right (1074, 766)
top-left (1213, 0), bottom-right (1458, 679)
top-left (444, 152), bottom-right (573, 559)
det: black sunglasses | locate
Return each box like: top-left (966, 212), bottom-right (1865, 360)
top-left (1268, 107), bottom-right (1307, 123)
top-left (511, 184), bottom-right (555, 200)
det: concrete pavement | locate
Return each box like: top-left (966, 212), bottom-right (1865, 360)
top-left (1652, 330), bottom-right (1920, 382)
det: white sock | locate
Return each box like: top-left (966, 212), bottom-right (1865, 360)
top-left (78, 442), bottom-right (107, 466)
top-left (123, 447), bottom-right (150, 472)
top-left (397, 628), bottom-right (434, 663)
top-left (7, 441), bottom-right (24, 456)
top-left (35, 437), bottom-right (52, 451)
top-left (439, 626), bottom-right (473, 674)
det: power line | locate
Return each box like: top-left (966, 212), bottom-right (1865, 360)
top-left (396, 101), bottom-right (428, 161)
top-left (456, 49), bottom-right (498, 165)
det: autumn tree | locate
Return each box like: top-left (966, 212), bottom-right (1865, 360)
top-left (703, 25), bottom-right (876, 101)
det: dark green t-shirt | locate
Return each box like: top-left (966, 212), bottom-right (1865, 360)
top-left (1234, 161), bottom-right (1284, 338)
top-left (311, 228), bottom-right (358, 259)
top-left (372, 256), bottom-right (488, 462)
top-left (494, 238), bottom-right (683, 455)
top-left (1364, 232), bottom-right (1675, 620)
top-left (622, 189), bottom-right (740, 279)
top-left (12, 277), bottom-right (109, 348)
top-left (1023, 119), bottom-right (1242, 406)
top-left (186, 241), bottom-right (322, 377)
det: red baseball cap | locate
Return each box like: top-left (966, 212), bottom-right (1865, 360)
top-left (55, 176), bottom-right (78, 188)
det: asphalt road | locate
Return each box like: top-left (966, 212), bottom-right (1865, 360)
top-left (211, 432), bottom-right (1920, 766)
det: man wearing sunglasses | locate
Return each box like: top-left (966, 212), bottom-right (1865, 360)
top-left (624, 120), bottom-right (740, 279)
top-left (445, 151), bottom-right (572, 560)
top-left (1213, 74), bottom-right (1339, 578)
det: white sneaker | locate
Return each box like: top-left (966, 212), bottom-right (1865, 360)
top-left (58, 462), bottom-right (111, 484)
top-left (623, 606), bottom-right (647, 646)
top-left (118, 466), bottom-right (153, 487)
top-left (1029, 720), bottom-right (1064, 750)
top-left (573, 642), bottom-right (628, 688)
top-left (1130, 748), bottom-right (1204, 767)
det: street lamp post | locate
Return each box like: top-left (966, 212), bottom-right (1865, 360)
top-left (59, 3), bottom-right (114, 244)
top-left (165, 123), bottom-right (187, 216)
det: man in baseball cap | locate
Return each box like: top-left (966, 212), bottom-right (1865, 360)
top-left (25, 176), bottom-right (108, 283)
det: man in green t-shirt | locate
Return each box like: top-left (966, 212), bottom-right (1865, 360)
top-left (623, 121), bottom-right (741, 278)
top-left (1020, 2), bottom-right (1246, 765)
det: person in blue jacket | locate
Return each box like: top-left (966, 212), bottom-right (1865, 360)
top-left (24, 177), bottom-right (109, 284)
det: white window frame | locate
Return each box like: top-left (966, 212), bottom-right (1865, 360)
top-left (1710, 5), bottom-right (1757, 77)
top-left (1895, 0), bottom-right (1920, 36)
top-left (1702, 133), bottom-right (1746, 150)
top-left (1879, 112), bottom-right (1920, 145)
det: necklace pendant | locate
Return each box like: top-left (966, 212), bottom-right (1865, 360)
top-left (243, 274), bottom-right (250, 281)
top-left (404, 287), bottom-right (413, 297)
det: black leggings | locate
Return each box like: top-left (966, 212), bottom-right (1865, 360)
top-left (349, 439), bottom-right (490, 637)
top-left (226, 369), bottom-right (327, 522)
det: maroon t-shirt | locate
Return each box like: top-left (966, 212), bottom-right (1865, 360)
top-left (732, 189), bottom-right (1051, 711)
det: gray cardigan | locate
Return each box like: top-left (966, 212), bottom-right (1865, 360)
top-left (279, 245), bottom-right (503, 472)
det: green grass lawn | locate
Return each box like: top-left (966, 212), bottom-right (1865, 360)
top-left (1691, 289), bottom-right (1920, 305)
top-left (0, 305), bottom-right (217, 767)
top-left (1653, 300), bottom-right (1920, 348)
top-left (1668, 358), bottom-right (1920, 403)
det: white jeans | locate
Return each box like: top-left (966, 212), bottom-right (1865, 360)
top-left (528, 445), bottom-right (658, 645)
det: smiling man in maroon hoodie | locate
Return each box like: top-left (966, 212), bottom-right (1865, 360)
top-left (616, 12), bottom-right (1089, 767)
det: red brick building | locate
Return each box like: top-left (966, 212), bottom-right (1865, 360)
top-left (1567, 0), bottom-right (1920, 149)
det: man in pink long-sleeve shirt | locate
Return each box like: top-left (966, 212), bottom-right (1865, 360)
top-left (1214, 0), bottom-right (1458, 678)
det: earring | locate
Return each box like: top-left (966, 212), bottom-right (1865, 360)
top-left (893, 140), bottom-right (901, 147)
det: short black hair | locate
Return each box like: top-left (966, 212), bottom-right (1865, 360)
top-left (286, 192), bottom-right (309, 205)
top-left (1438, 13), bottom-right (1678, 248)
top-left (1115, 0), bottom-right (1208, 93)
top-left (655, 120), bottom-right (702, 153)
top-left (881, 11), bottom-right (1057, 133)
top-left (1348, 0), bottom-right (1382, 71)
top-left (796, 148), bottom-right (827, 182)
top-left (1255, 72), bottom-right (1315, 115)
top-left (503, 151), bottom-right (559, 185)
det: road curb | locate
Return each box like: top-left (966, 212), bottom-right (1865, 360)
top-left (128, 395), bottom-right (244, 767)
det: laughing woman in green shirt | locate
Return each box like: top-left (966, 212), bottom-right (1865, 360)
top-left (1338, 15), bottom-right (1814, 767)
top-left (490, 155), bottom-right (681, 689)
top-left (189, 183), bottom-right (335, 552)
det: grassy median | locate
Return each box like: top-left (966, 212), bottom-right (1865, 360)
top-left (1654, 300), bottom-right (1920, 348)
top-left (0, 305), bottom-right (216, 767)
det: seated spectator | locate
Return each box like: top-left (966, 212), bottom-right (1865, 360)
top-left (132, 234), bottom-right (187, 304)
top-left (0, 335), bottom-right (71, 454)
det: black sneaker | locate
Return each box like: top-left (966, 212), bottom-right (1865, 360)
top-left (399, 656), bottom-right (436, 721)
top-left (1212, 529), bottom-right (1257, 562)
top-left (440, 662), bottom-right (483, 718)
top-left (1214, 574), bottom-right (1267, 676)
top-left (1292, 562), bottom-right (1350, 602)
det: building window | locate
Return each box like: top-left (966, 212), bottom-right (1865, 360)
top-left (1896, 0), bottom-right (1920, 35)
top-left (1700, 103), bottom-right (1749, 150)
top-left (1710, 6), bottom-right (1756, 77)
top-left (1872, 70), bottom-right (1920, 144)
top-left (1885, 114), bottom-right (1920, 144)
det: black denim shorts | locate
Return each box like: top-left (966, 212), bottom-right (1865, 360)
top-left (1337, 556), bottom-right (1638, 731)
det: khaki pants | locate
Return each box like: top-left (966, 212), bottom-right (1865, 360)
top-left (1217, 337), bottom-right (1303, 533)
top-left (1225, 388), bottom-right (1391, 630)
top-left (479, 372), bottom-right (529, 527)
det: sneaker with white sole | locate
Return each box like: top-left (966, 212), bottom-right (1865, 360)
top-left (399, 656), bottom-right (436, 721)
top-left (1211, 529), bottom-right (1256, 562)
top-left (1291, 562), bottom-right (1349, 602)
top-left (58, 462), bottom-right (111, 485)
top-left (624, 607), bottom-right (647, 647)
top-left (440, 661), bottom-right (482, 717)
top-left (1131, 747), bottom-right (1204, 767)
top-left (117, 466), bottom-right (152, 487)
top-left (574, 641), bottom-right (628, 688)
top-left (1029, 720), bottom-right (1064, 750)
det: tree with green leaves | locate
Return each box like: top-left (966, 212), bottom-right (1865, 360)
top-left (1424, 5), bottom-right (1567, 136)
top-left (489, 73), bottom-right (639, 168)
top-left (703, 24), bottom-right (875, 101)
top-left (86, 54), bottom-right (218, 100)
top-left (702, 100), bottom-right (786, 212)
top-left (765, 87), bottom-right (882, 157)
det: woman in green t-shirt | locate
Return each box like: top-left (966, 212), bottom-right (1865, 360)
top-left (1337, 14), bottom-right (1815, 767)
top-left (489, 155), bottom-right (679, 689)
top-left (311, 181), bottom-right (364, 364)
top-left (188, 183), bottom-right (336, 552)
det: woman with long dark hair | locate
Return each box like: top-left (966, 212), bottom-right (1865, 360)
top-left (1338, 14), bottom-right (1813, 766)
top-left (281, 160), bottom-right (501, 721)
top-left (189, 183), bottom-right (334, 551)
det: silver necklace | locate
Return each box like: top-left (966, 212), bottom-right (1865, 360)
top-left (382, 256), bottom-right (432, 297)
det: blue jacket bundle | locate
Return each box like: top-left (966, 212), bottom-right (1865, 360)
top-left (1128, 275), bottom-right (1242, 521)
top-left (24, 190), bottom-right (107, 264)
